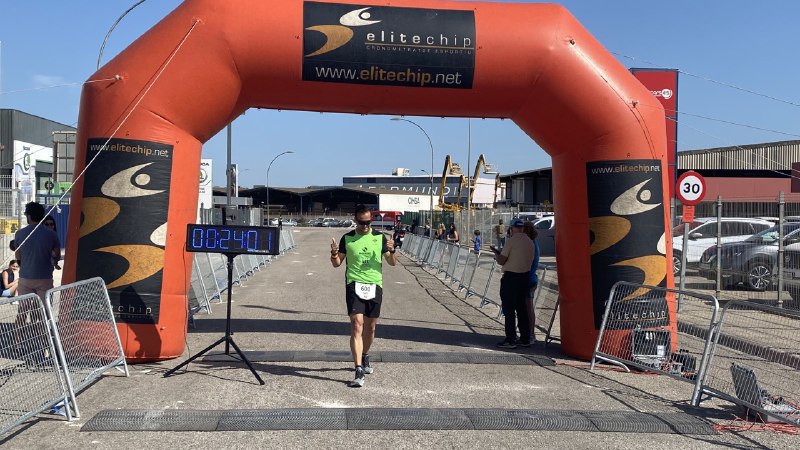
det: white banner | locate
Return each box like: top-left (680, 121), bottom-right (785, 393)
top-left (472, 175), bottom-right (496, 205)
top-left (379, 193), bottom-right (433, 212)
top-left (12, 140), bottom-right (54, 215)
top-left (198, 159), bottom-right (213, 209)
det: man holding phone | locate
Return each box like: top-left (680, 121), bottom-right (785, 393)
top-left (490, 218), bottom-right (535, 349)
top-left (330, 204), bottom-right (396, 387)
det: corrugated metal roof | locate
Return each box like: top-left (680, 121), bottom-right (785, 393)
top-left (678, 140), bottom-right (800, 170)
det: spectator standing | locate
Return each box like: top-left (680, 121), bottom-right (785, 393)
top-left (490, 218), bottom-right (535, 348)
top-left (14, 202), bottom-right (61, 326)
top-left (435, 223), bottom-right (446, 240)
top-left (523, 221), bottom-right (541, 341)
top-left (493, 219), bottom-right (506, 250)
top-left (446, 223), bottom-right (459, 244)
top-left (42, 215), bottom-right (62, 270)
top-left (330, 204), bottom-right (397, 387)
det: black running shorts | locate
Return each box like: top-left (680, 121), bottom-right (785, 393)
top-left (345, 282), bottom-right (382, 318)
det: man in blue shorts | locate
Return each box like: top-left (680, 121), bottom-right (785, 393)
top-left (330, 204), bottom-right (396, 387)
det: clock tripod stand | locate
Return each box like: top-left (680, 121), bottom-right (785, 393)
top-left (164, 223), bottom-right (279, 385)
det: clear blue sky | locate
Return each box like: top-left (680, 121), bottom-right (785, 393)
top-left (2, 1), bottom-right (798, 189)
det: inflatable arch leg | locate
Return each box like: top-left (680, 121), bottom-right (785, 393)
top-left (65, 0), bottom-right (674, 361)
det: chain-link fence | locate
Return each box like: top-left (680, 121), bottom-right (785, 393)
top-left (699, 300), bottom-right (800, 425)
top-left (674, 192), bottom-right (800, 313)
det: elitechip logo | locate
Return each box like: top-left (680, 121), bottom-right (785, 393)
top-left (303, 2), bottom-right (475, 89)
top-left (306, 7), bottom-right (380, 57)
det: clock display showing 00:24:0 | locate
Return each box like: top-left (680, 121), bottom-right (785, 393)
top-left (185, 224), bottom-right (279, 255)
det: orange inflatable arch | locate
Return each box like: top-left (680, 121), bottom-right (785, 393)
top-left (66, 0), bottom-right (674, 361)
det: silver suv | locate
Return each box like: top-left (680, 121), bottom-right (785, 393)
top-left (672, 217), bottom-right (772, 275)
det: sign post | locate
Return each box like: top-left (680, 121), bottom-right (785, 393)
top-left (675, 171), bottom-right (706, 309)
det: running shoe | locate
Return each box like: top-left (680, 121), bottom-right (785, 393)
top-left (496, 340), bottom-right (517, 349)
top-left (362, 354), bottom-right (373, 374)
top-left (349, 367), bottom-right (365, 387)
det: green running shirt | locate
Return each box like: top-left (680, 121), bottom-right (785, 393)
top-left (338, 229), bottom-right (389, 287)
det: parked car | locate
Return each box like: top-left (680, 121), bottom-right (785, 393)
top-left (672, 217), bottom-right (772, 275)
top-left (782, 249), bottom-right (800, 306)
top-left (532, 215), bottom-right (555, 257)
top-left (698, 222), bottom-right (800, 290)
top-left (317, 217), bottom-right (340, 227)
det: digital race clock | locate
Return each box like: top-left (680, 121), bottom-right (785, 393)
top-left (185, 224), bottom-right (280, 255)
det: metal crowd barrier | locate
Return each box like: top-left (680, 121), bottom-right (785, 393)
top-left (699, 300), bottom-right (800, 426)
top-left (2, 278), bottom-right (129, 435)
top-left (0, 294), bottom-right (72, 434)
top-left (458, 250), bottom-right (480, 293)
top-left (45, 277), bottom-right (129, 417)
top-left (532, 265), bottom-right (560, 345)
top-left (591, 282), bottom-right (719, 405)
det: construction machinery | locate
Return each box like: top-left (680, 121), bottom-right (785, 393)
top-left (438, 155), bottom-right (466, 211)
top-left (469, 154), bottom-right (500, 207)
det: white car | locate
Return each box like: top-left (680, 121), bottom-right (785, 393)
top-left (532, 215), bottom-right (555, 256)
top-left (672, 217), bottom-right (772, 275)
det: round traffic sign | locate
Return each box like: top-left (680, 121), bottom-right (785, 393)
top-left (676, 171), bottom-right (706, 205)
top-left (45, 180), bottom-right (55, 191)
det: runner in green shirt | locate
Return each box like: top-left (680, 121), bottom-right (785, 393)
top-left (330, 204), bottom-right (396, 387)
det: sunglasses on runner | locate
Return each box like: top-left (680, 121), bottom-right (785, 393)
top-left (356, 219), bottom-right (371, 226)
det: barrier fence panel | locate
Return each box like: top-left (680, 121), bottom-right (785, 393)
top-left (699, 300), bottom-right (800, 426)
top-left (445, 244), bottom-right (461, 281)
top-left (481, 261), bottom-right (504, 318)
top-left (431, 241), bottom-right (447, 273)
top-left (417, 235), bottom-right (430, 262)
top-left (401, 234), bottom-right (415, 257)
top-left (207, 253), bottom-right (227, 302)
top-left (45, 278), bottom-right (129, 416)
top-left (451, 246), bottom-right (471, 286)
top-left (0, 295), bottom-right (72, 435)
top-left (591, 282), bottom-right (719, 405)
top-left (533, 265), bottom-right (560, 345)
top-left (458, 250), bottom-right (480, 292)
top-left (198, 253), bottom-right (223, 302)
top-left (436, 243), bottom-right (451, 277)
top-left (424, 240), bottom-right (440, 269)
top-left (191, 255), bottom-right (212, 314)
top-left (467, 253), bottom-right (495, 305)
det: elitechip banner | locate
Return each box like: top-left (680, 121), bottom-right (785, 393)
top-left (586, 159), bottom-right (668, 329)
top-left (76, 138), bottom-right (172, 324)
top-left (631, 68), bottom-right (679, 198)
top-left (303, 1), bottom-right (475, 88)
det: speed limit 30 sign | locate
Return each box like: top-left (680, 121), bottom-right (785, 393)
top-left (676, 171), bottom-right (706, 205)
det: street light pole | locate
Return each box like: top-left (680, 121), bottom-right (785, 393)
top-left (266, 150), bottom-right (294, 224)
top-left (391, 117), bottom-right (434, 230)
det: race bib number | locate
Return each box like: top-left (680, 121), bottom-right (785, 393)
top-left (355, 282), bottom-right (377, 301)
